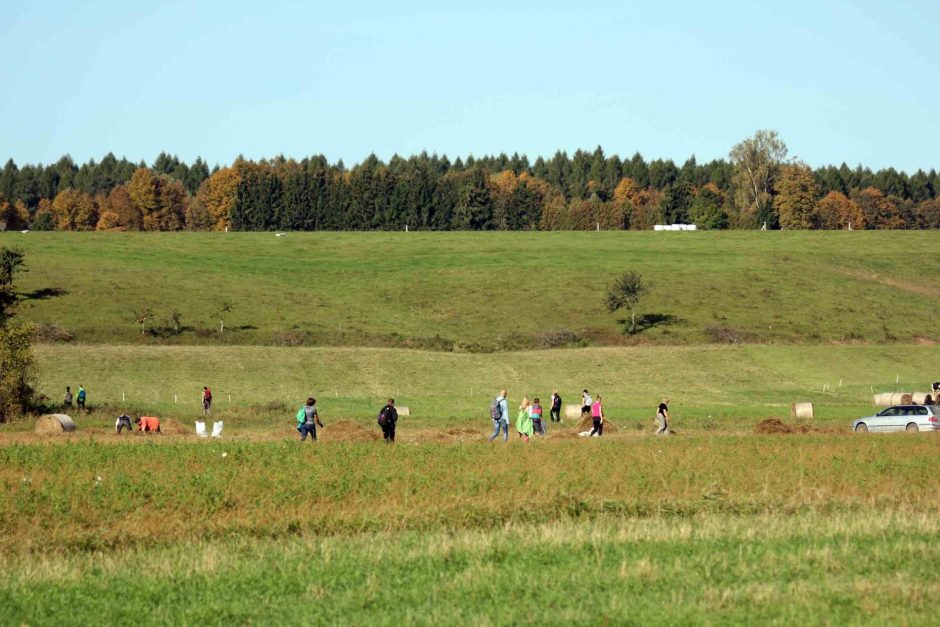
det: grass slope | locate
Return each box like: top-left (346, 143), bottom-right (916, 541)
top-left (5, 230), bottom-right (940, 347)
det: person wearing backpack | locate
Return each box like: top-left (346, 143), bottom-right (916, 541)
top-left (377, 398), bottom-right (398, 443)
top-left (550, 390), bottom-right (562, 422)
top-left (488, 389), bottom-right (509, 442)
top-left (77, 385), bottom-right (87, 412)
top-left (296, 397), bottom-right (323, 442)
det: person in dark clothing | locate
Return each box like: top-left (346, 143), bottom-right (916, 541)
top-left (64, 386), bottom-right (73, 409)
top-left (550, 390), bottom-right (562, 422)
top-left (378, 398), bottom-right (399, 443)
top-left (297, 397), bottom-right (323, 442)
top-left (115, 412), bottom-right (133, 434)
top-left (76, 385), bottom-right (86, 412)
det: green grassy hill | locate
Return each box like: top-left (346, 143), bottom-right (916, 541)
top-left (5, 230), bottom-right (940, 348)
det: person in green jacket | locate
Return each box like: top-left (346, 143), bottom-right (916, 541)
top-left (516, 396), bottom-right (534, 442)
top-left (296, 397), bottom-right (323, 441)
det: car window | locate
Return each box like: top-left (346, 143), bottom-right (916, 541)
top-left (878, 407), bottom-right (899, 416)
top-left (898, 407), bottom-right (913, 416)
top-left (915, 407), bottom-right (928, 416)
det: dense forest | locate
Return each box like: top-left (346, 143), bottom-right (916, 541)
top-left (1, 132), bottom-right (938, 232)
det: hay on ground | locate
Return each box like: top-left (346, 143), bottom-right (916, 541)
top-left (34, 414), bottom-right (76, 434)
top-left (321, 420), bottom-right (380, 442)
top-left (754, 417), bottom-right (838, 435)
top-left (573, 413), bottom-right (619, 434)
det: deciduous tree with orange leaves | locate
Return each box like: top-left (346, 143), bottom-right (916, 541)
top-left (814, 191), bottom-right (864, 229)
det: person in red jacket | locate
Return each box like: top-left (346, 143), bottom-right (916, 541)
top-left (135, 416), bottom-right (161, 433)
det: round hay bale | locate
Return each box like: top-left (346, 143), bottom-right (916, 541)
top-left (873, 393), bottom-right (894, 406)
top-left (790, 402), bottom-right (814, 419)
top-left (911, 392), bottom-right (932, 405)
top-left (564, 405), bottom-right (582, 421)
top-left (396, 406), bottom-right (411, 417)
top-left (34, 414), bottom-right (75, 434)
top-left (889, 393), bottom-right (913, 406)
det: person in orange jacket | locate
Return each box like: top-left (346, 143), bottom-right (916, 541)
top-left (135, 415), bottom-right (161, 433)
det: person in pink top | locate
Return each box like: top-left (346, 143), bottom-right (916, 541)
top-left (589, 395), bottom-right (604, 437)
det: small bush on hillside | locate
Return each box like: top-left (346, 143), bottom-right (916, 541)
top-left (538, 329), bottom-right (584, 348)
top-left (34, 322), bottom-right (75, 343)
top-left (704, 324), bottom-right (755, 344)
top-left (273, 330), bottom-right (311, 346)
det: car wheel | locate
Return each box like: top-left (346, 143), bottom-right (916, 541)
top-left (855, 423), bottom-right (868, 433)
top-left (906, 422), bottom-right (919, 433)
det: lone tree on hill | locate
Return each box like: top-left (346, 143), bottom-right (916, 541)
top-left (215, 300), bottom-right (233, 333)
top-left (605, 271), bottom-right (650, 334)
top-left (132, 307), bottom-right (155, 336)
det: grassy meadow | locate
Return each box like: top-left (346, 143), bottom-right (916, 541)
top-left (2, 231), bottom-right (939, 625)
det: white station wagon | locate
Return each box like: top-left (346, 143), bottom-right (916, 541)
top-left (853, 405), bottom-right (940, 433)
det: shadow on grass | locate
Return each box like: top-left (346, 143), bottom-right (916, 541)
top-left (21, 286), bottom-right (68, 300)
top-left (618, 312), bottom-right (683, 334)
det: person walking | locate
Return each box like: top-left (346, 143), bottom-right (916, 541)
top-left (296, 397), bottom-right (324, 442)
top-left (531, 397), bottom-right (545, 436)
top-left (488, 389), bottom-right (510, 442)
top-left (64, 386), bottom-right (73, 409)
top-left (581, 389), bottom-right (592, 420)
top-left (377, 398), bottom-right (398, 443)
top-left (550, 390), bottom-right (562, 422)
top-left (516, 396), bottom-right (534, 442)
top-left (76, 385), bottom-right (87, 412)
top-left (656, 398), bottom-right (671, 435)
top-left (202, 386), bottom-right (213, 415)
top-left (589, 395), bottom-right (605, 437)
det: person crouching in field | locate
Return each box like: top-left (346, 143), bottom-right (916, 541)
top-left (377, 398), bottom-right (398, 443)
top-left (531, 398), bottom-right (545, 436)
top-left (135, 416), bottom-right (161, 433)
top-left (516, 397), bottom-right (534, 443)
top-left (296, 397), bottom-right (323, 442)
top-left (115, 412), bottom-right (133, 434)
top-left (655, 398), bottom-right (671, 435)
top-left (589, 395), bottom-right (604, 437)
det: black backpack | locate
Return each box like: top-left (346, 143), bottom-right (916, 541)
top-left (377, 406), bottom-right (392, 426)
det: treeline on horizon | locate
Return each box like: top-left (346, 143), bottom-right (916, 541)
top-left (1, 133), bottom-right (939, 232)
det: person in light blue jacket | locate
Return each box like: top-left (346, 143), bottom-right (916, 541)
top-left (488, 389), bottom-right (510, 442)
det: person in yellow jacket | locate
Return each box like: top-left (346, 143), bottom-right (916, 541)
top-left (516, 396), bottom-right (534, 442)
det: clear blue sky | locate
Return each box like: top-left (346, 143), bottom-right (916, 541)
top-left (2, 0), bottom-right (938, 172)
